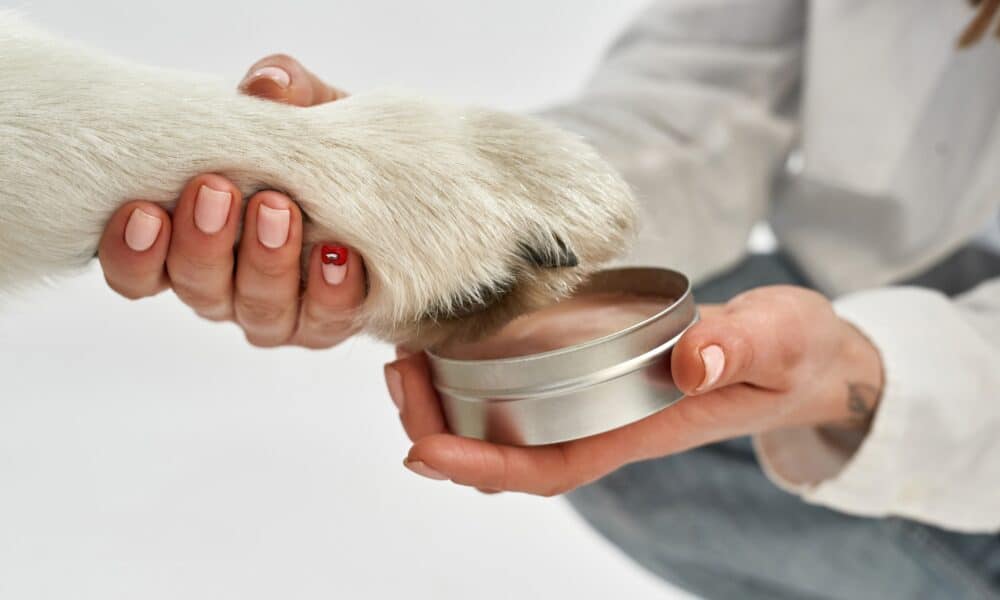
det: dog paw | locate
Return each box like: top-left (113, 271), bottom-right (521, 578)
top-left (272, 93), bottom-right (636, 346)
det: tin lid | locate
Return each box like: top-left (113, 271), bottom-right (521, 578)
top-left (427, 267), bottom-right (697, 399)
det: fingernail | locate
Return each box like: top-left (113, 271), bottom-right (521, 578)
top-left (193, 185), bottom-right (232, 234)
top-left (243, 67), bottom-right (292, 88)
top-left (321, 245), bottom-right (348, 285)
top-left (257, 205), bottom-right (290, 249)
top-left (124, 208), bottom-right (162, 252)
top-left (697, 345), bottom-right (726, 392)
top-left (404, 459), bottom-right (448, 481)
top-left (385, 365), bottom-right (405, 411)
top-left (241, 67), bottom-right (292, 99)
top-left (395, 347), bottom-right (413, 360)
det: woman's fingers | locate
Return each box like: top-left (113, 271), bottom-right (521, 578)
top-left (404, 431), bottom-right (640, 497)
top-left (671, 286), bottom-right (823, 395)
top-left (236, 55), bottom-right (359, 348)
top-left (165, 174), bottom-right (243, 321)
top-left (233, 191), bottom-right (303, 347)
top-left (106, 178), bottom-right (365, 348)
top-left (382, 348), bottom-right (754, 495)
top-left (231, 188), bottom-right (366, 349)
top-left (98, 201), bottom-right (171, 299)
top-left (291, 242), bottom-right (366, 348)
top-left (405, 435), bottom-right (569, 495)
top-left (671, 314), bottom-right (756, 396)
top-left (385, 353), bottom-right (449, 441)
top-left (383, 353), bottom-right (576, 494)
top-left (100, 57), bottom-right (357, 349)
top-left (387, 352), bottom-right (651, 495)
top-left (239, 54), bottom-right (347, 107)
top-left (398, 386), bottom-right (779, 496)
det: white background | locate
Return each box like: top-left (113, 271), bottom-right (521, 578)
top-left (0, 1), bottom-right (690, 598)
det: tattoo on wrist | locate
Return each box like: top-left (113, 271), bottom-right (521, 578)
top-left (846, 382), bottom-right (879, 426)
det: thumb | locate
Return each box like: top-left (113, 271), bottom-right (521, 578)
top-left (239, 54), bottom-right (347, 107)
top-left (672, 291), bottom-right (811, 396)
top-left (671, 315), bottom-right (755, 396)
top-left (671, 289), bottom-right (815, 396)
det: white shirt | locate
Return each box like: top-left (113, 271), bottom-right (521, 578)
top-left (544, 0), bottom-right (1000, 532)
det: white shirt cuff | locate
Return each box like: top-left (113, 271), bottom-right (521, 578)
top-left (753, 286), bottom-right (1000, 532)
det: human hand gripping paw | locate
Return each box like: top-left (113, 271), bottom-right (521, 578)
top-left (90, 52), bottom-right (634, 349)
top-left (97, 55), bottom-right (365, 349)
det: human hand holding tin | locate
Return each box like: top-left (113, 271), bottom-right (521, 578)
top-left (385, 285), bottom-right (884, 496)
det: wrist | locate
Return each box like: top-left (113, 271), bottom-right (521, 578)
top-left (823, 318), bottom-right (885, 432)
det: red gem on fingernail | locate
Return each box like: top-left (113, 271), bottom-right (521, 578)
top-left (321, 245), bottom-right (348, 266)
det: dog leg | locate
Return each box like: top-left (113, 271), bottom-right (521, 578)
top-left (0, 12), bottom-right (636, 345)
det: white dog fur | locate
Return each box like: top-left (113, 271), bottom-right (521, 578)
top-left (0, 12), bottom-right (636, 347)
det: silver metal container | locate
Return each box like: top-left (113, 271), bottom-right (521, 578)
top-left (427, 267), bottom-right (698, 446)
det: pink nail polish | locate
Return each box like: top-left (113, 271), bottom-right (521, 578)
top-left (257, 205), bottom-right (290, 249)
top-left (697, 345), bottom-right (726, 392)
top-left (321, 245), bottom-right (348, 285)
top-left (404, 459), bottom-right (448, 481)
top-left (124, 208), bottom-right (162, 252)
top-left (193, 185), bottom-right (232, 234)
top-left (385, 365), bottom-right (405, 411)
top-left (245, 66), bottom-right (290, 88)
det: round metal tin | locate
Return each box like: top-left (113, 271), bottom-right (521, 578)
top-left (427, 267), bottom-right (698, 446)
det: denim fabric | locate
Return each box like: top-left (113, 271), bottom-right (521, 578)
top-left (565, 252), bottom-right (1000, 600)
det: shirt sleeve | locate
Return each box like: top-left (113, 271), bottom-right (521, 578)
top-left (755, 277), bottom-right (1000, 533)
top-left (538, 0), bottom-right (805, 284)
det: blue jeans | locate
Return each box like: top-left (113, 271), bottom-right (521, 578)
top-left (566, 252), bottom-right (1000, 600)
